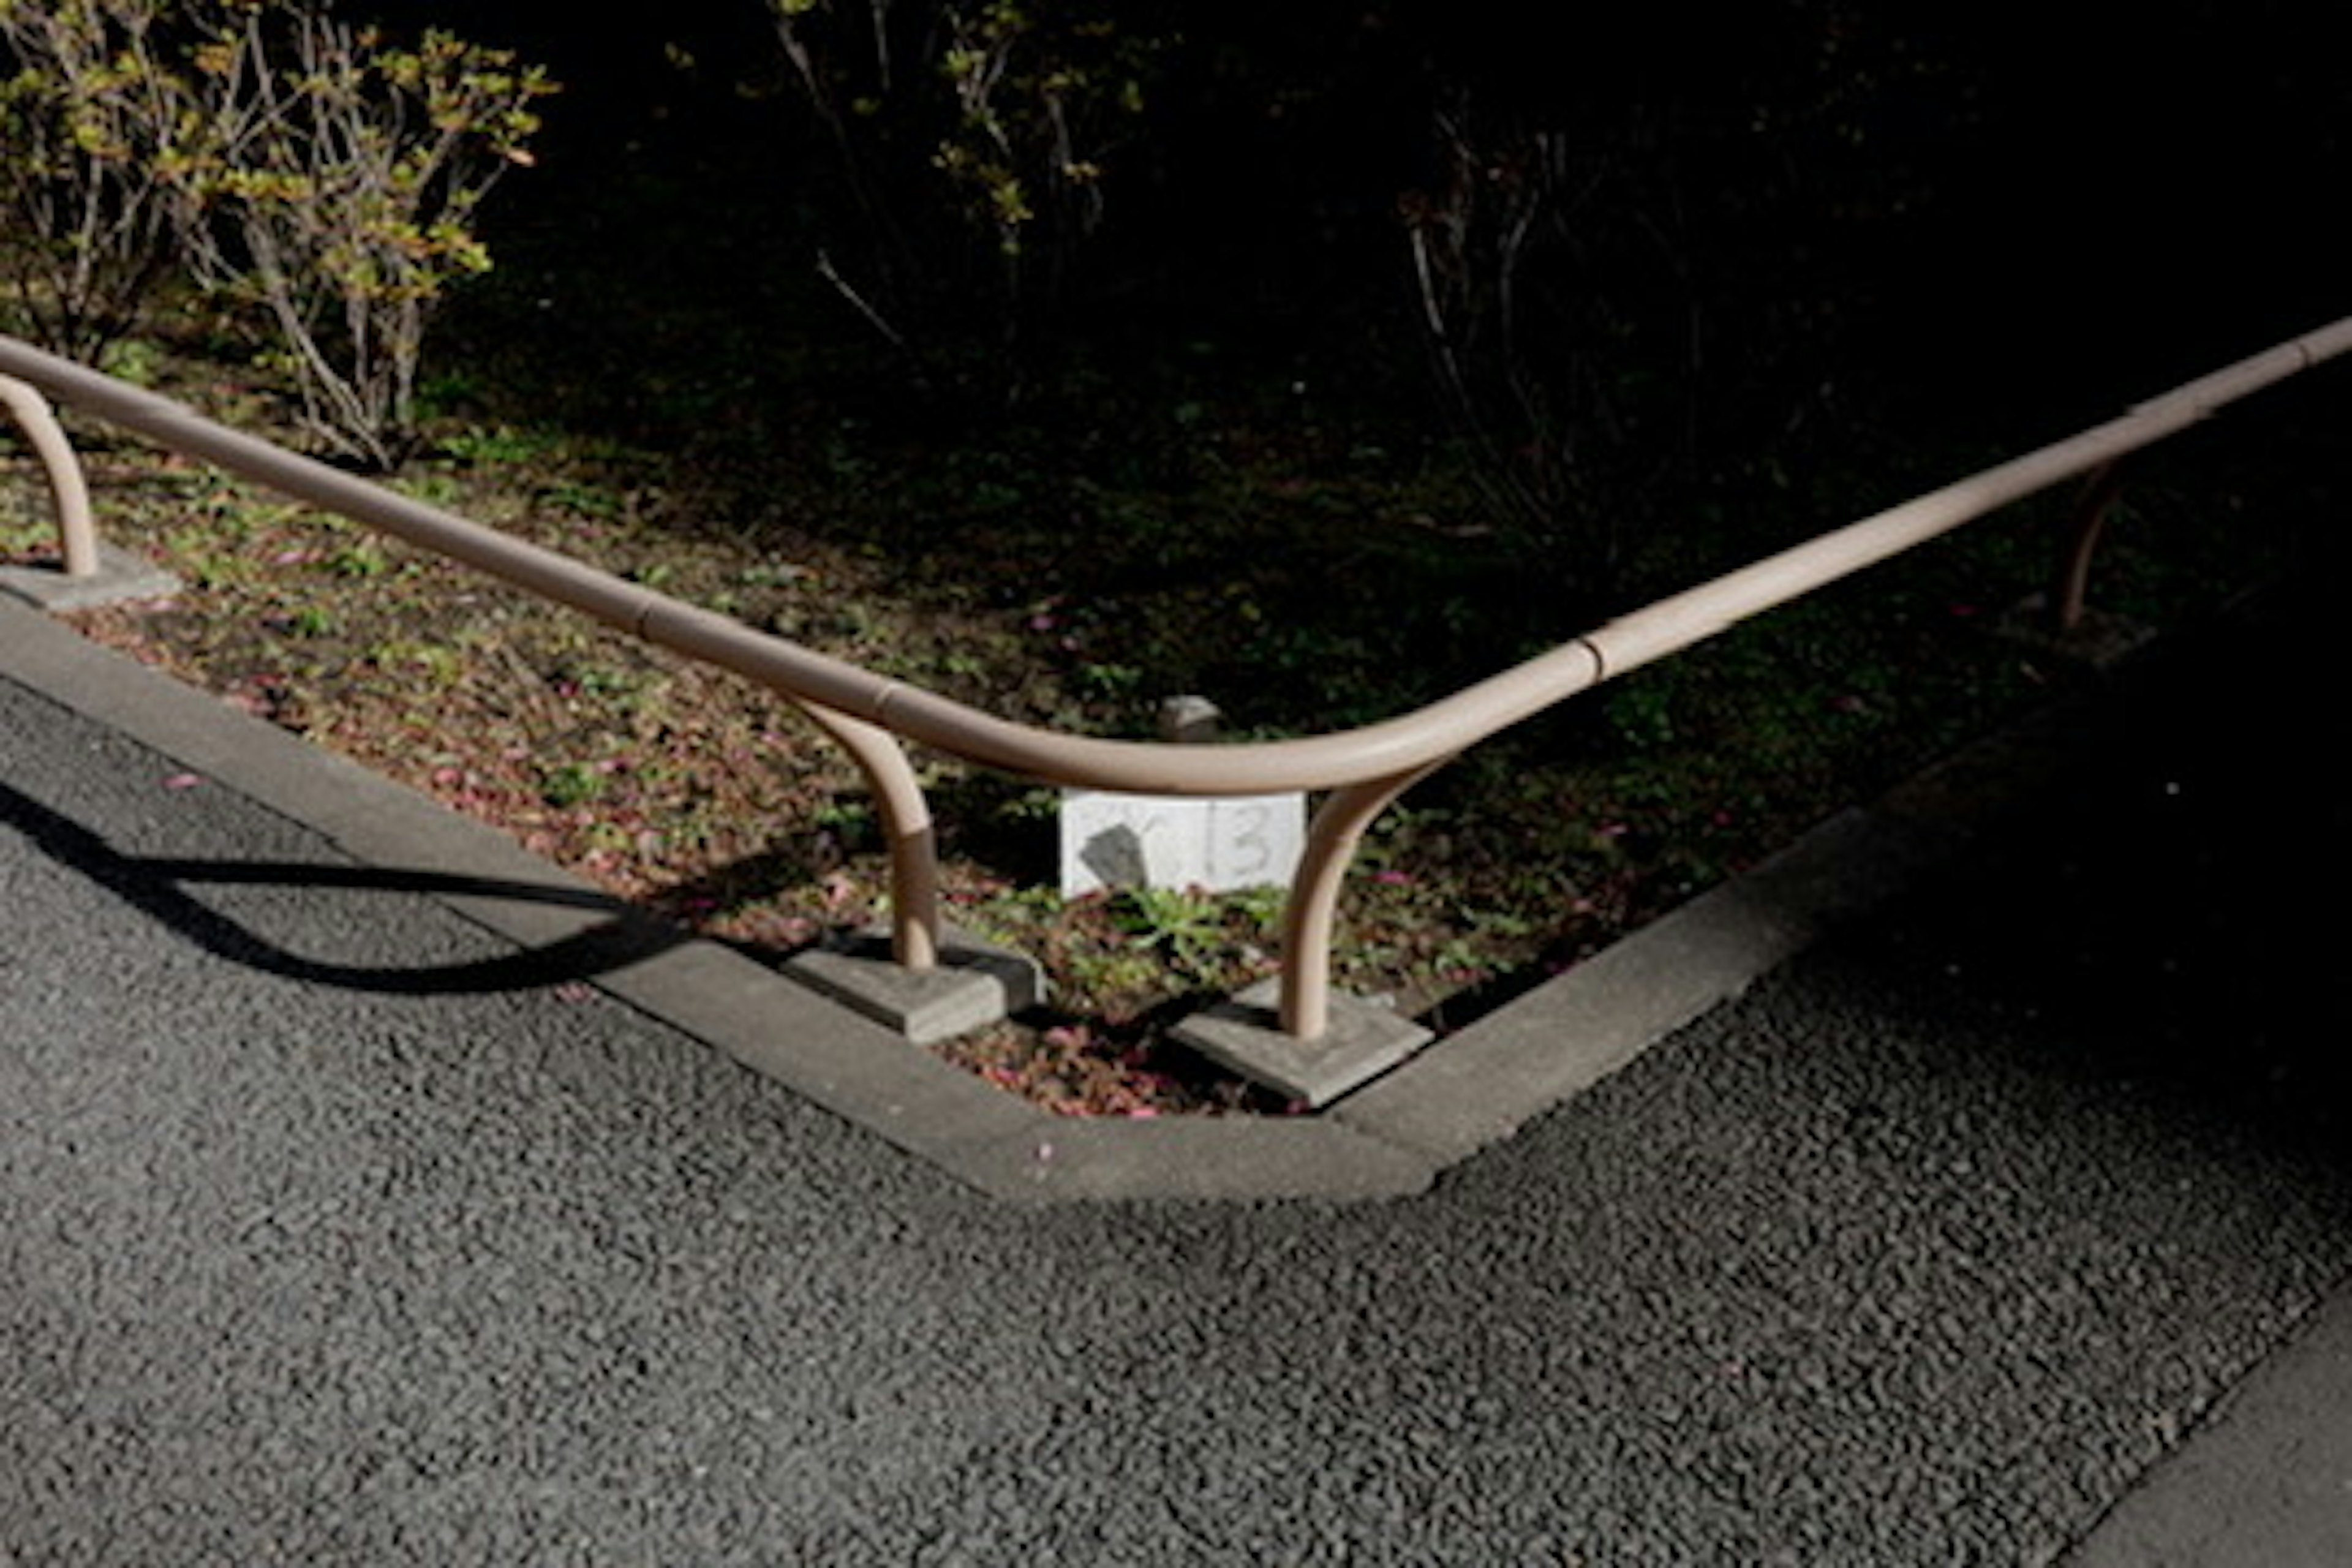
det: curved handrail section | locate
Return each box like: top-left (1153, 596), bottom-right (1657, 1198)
top-left (1, 330), bottom-right (1590, 794)
top-left (11, 322), bottom-right (2350, 793)
top-left (0, 372), bottom-right (99, 576)
top-left (4, 318), bottom-right (2348, 1043)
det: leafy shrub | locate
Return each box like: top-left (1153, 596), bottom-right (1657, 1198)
top-left (0, 0), bottom-right (554, 469)
top-left (175, 8), bottom-right (557, 469)
top-left (764, 0), bottom-right (1164, 394)
top-left (0, 0), bottom-right (211, 359)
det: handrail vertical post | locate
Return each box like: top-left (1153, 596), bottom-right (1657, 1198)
top-left (2052, 459), bottom-right (2125, 636)
top-left (793, 701), bottom-right (940, 971)
top-left (0, 373), bottom-right (100, 577)
top-left (1278, 763), bottom-right (1447, 1039)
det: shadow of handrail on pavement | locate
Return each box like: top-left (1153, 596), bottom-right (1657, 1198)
top-left (2, 781), bottom-right (691, 995)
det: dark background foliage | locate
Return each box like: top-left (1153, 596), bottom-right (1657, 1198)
top-left (432, 4), bottom-right (2349, 344)
top-left (352, 1), bottom-right (2343, 473)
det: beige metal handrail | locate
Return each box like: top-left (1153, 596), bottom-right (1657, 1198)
top-left (6, 318), bottom-right (2349, 1041)
top-left (0, 370), bottom-right (98, 578)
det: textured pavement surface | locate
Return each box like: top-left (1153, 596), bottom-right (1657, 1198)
top-left (6, 577), bottom-right (2351, 1564)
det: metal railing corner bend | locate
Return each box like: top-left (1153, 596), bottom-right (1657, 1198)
top-left (4, 315), bottom-right (2346, 1054)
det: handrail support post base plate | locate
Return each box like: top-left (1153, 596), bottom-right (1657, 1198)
top-left (1172, 978), bottom-right (1434, 1109)
top-left (786, 925), bottom-right (1043, 1046)
top-left (1993, 591), bottom-right (2155, 670)
top-left (0, 544), bottom-right (179, 611)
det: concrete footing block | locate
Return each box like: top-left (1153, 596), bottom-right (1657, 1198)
top-left (0, 545), bottom-right (180, 611)
top-left (784, 925), bottom-right (1044, 1045)
top-left (1170, 978), bottom-right (1434, 1108)
top-left (1995, 593), bottom-right (2154, 669)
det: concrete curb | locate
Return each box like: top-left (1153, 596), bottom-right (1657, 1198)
top-left (0, 592), bottom-right (2144, 1203)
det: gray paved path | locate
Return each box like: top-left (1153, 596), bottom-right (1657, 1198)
top-left (6, 579), bottom-right (2350, 1564)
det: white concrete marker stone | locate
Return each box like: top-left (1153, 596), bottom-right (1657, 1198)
top-left (1058, 790), bottom-right (1306, 898)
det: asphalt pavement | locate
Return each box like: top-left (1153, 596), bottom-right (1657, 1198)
top-left (6, 574), bottom-right (2351, 1565)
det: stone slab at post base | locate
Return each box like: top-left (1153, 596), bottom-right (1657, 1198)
top-left (1171, 978), bottom-right (1435, 1109)
top-left (1995, 592), bottom-right (2154, 670)
top-left (784, 925), bottom-right (1044, 1046)
top-left (0, 545), bottom-right (179, 611)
